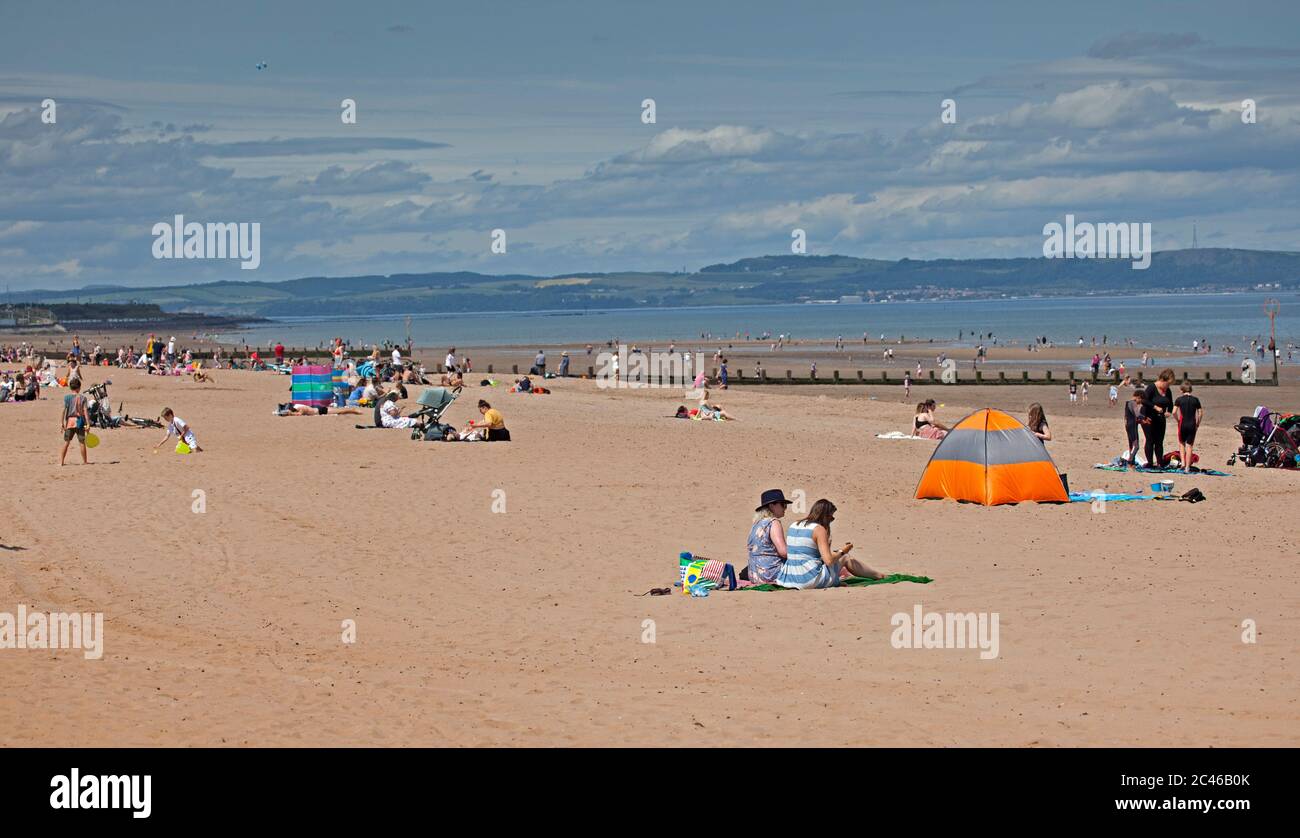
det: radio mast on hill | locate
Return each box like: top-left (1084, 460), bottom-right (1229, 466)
top-left (1192, 222), bottom-right (1198, 249)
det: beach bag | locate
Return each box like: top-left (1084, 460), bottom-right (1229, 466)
top-left (678, 552), bottom-right (737, 594)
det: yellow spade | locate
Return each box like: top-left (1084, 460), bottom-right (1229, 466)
top-left (175, 441), bottom-right (191, 455)
top-left (85, 432), bottom-right (100, 449)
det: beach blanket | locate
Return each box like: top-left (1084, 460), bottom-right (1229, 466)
top-left (1093, 464), bottom-right (1231, 477)
top-left (1068, 491), bottom-right (1159, 503)
top-left (742, 573), bottom-right (933, 592)
top-left (876, 431), bottom-right (929, 440)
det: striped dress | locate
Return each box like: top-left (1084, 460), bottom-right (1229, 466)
top-left (774, 521), bottom-right (838, 589)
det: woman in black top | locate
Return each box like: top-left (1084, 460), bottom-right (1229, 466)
top-left (1173, 382), bottom-right (1203, 473)
top-left (1142, 369), bottom-right (1176, 468)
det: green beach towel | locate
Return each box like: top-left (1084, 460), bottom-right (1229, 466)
top-left (742, 573), bottom-right (932, 592)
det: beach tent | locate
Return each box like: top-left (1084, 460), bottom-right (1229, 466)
top-left (914, 408), bottom-right (1068, 505)
top-left (290, 364), bottom-right (333, 408)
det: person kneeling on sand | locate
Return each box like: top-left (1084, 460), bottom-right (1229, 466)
top-left (774, 499), bottom-right (886, 589)
top-left (155, 408), bottom-right (202, 452)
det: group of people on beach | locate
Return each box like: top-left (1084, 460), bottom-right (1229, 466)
top-left (745, 489), bottom-right (886, 589)
top-left (1121, 369), bottom-right (1204, 472)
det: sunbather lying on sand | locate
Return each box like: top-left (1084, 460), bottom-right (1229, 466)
top-left (277, 403), bottom-right (365, 416)
top-left (696, 403), bottom-right (736, 421)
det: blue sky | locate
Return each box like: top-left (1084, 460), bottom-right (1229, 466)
top-left (1, 0), bottom-right (1298, 290)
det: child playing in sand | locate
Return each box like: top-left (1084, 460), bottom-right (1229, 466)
top-left (1108, 383), bottom-right (1119, 406)
top-left (1068, 380), bottom-right (1078, 403)
top-left (59, 378), bottom-right (90, 466)
top-left (155, 408), bottom-right (202, 453)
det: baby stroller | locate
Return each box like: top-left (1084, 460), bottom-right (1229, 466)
top-left (409, 386), bottom-right (462, 441)
top-left (1228, 407), bottom-right (1300, 469)
top-left (408, 386), bottom-right (462, 440)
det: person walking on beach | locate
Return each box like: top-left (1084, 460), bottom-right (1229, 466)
top-left (59, 378), bottom-right (90, 466)
top-left (903, 371), bottom-right (911, 400)
top-left (1108, 382), bottom-right (1119, 406)
top-left (1142, 369), bottom-right (1175, 468)
top-left (1080, 380), bottom-right (1089, 403)
top-left (533, 349), bottom-right (546, 376)
top-left (274, 342), bottom-right (285, 365)
top-left (1068, 380), bottom-right (1078, 404)
top-left (1173, 383), bottom-right (1203, 473)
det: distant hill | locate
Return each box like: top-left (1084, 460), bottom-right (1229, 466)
top-left (19, 248), bottom-right (1299, 317)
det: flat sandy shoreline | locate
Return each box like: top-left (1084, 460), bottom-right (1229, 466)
top-left (1, 357), bottom-right (1297, 746)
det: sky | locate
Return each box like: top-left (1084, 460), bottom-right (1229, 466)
top-left (1, 0), bottom-right (1298, 291)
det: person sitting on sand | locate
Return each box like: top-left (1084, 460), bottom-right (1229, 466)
top-left (379, 396), bottom-right (418, 429)
top-left (1027, 403), bottom-right (1052, 442)
top-left (464, 400), bottom-right (510, 441)
top-left (774, 499), bottom-right (886, 589)
top-left (155, 408), bottom-right (202, 452)
top-left (513, 376), bottom-right (533, 393)
top-left (439, 370), bottom-right (464, 388)
top-left (746, 489), bottom-right (792, 584)
top-left (912, 400), bottom-right (948, 439)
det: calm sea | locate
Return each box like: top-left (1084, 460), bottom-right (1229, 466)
top-left (214, 292), bottom-right (1297, 358)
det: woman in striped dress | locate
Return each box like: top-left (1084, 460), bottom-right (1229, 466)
top-left (775, 499), bottom-right (886, 589)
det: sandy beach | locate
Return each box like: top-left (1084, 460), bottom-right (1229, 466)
top-left (2, 352), bottom-right (1296, 747)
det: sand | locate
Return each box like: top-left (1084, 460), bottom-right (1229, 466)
top-left (1, 360), bottom-right (1297, 746)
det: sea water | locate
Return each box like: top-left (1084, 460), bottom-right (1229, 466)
top-left (214, 291), bottom-right (1298, 363)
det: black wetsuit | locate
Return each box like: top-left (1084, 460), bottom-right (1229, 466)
top-left (1124, 399), bottom-right (1143, 455)
top-left (1143, 383), bottom-right (1174, 466)
top-left (1175, 394), bottom-right (1202, 445)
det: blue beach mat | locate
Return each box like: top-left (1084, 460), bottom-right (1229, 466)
top-left (1068, 491), bottom-right (1160, 503)
top-left (1093, 463), bottom-right (1232, 477)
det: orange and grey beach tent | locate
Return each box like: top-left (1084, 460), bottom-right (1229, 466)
top-left (914, 408), bottom-right (1068, 505)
